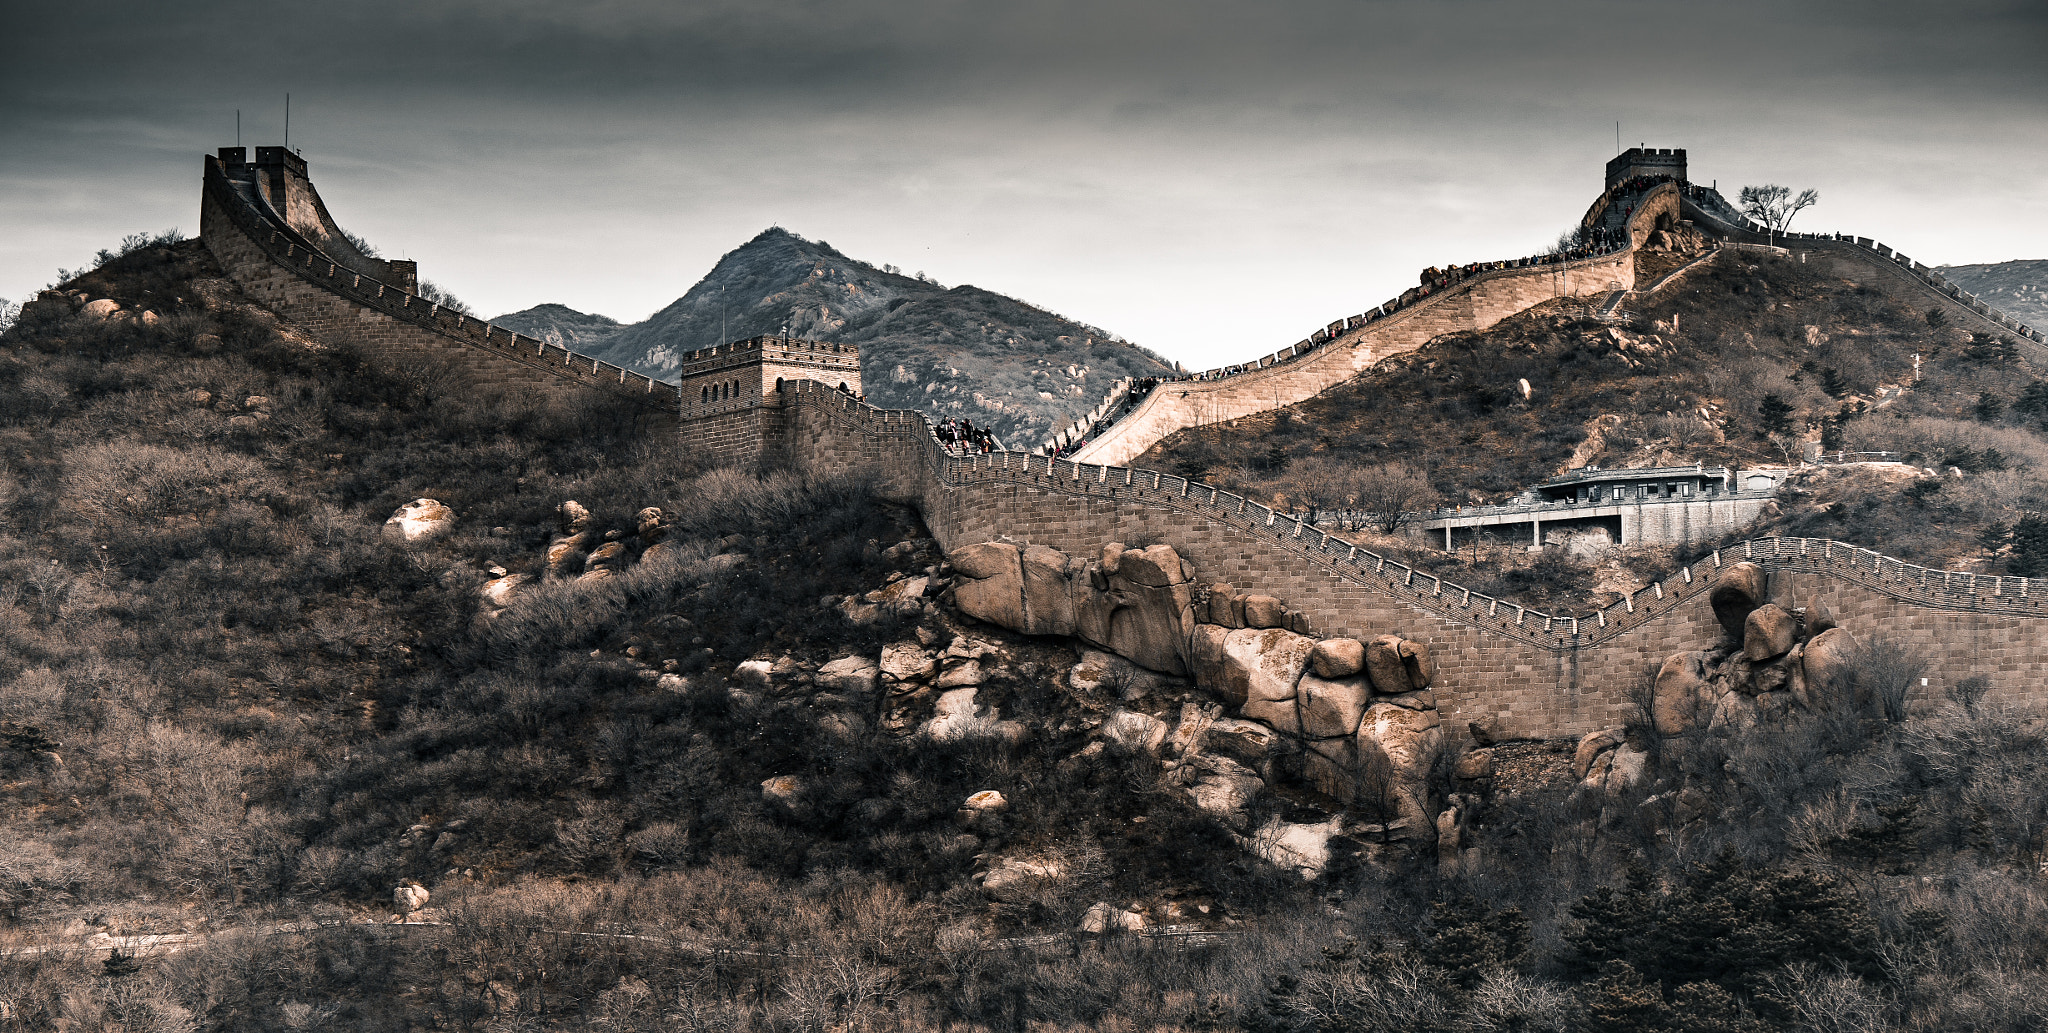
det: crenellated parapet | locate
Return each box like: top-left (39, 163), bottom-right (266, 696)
top-left (200, 149), bottom-right (681, 409)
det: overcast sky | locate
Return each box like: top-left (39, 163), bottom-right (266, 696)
top-left (3, 0), bottom-right (2044, 368)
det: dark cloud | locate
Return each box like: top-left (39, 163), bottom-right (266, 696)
top-left (4, 1), bottom-right (2044, 365)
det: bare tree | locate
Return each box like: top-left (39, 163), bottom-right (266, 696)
top-left (1739, 184), bottom-right (1820, 245)
top-left (1355, 463), bottom-right (1442, 534)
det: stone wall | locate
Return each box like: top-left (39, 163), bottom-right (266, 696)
top-left (783, 390), bottom-right (2048, 739)
top-left (198, 153), bottom-right (678, 411)
top-left (1069, 248), bottom-right (1635, 467)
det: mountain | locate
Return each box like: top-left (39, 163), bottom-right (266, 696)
top-left (583, 228), bottom-right (1174, 446)
top-left (488, 302), bottom-right (623, 351)
top-left (1937, 259), bottom-right (2048, 328)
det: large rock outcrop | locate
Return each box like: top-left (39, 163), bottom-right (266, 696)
top-left (948, 539), bottom-right (1448, 858)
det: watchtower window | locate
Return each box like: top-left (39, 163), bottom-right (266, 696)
top-left (776, 377), bottom-right (785, 392)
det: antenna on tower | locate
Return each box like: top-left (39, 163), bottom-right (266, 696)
top-left (236, 109), bottom-right (241, 147)
top-left (285, 93), bottom-right (290, 150)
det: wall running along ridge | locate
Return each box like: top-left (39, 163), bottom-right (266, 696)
top-left (1066, 185), bottom-right (1679, 466)
top-left (195, 150), bottom-right (2048, 739)
top-left (199, 152), bottom-right (679, 410)
top-left (778, 388), bottom-right (2048, 737)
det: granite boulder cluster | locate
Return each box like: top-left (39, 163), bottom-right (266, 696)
top-left (1652, 560), bottom-right (1866, 734)
top-left (947, 540), bottom-right (1448, 847)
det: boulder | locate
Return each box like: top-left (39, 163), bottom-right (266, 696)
top-left (1239, 696), bottom-right (1303, 735)
top-left (1801, 627), bottom-right (1861, 707)
top-left (80, 298), bottom-right (120, 320)
top-left (1188, 624), bottom-right (1231, 692)
top-left (816, 656), bottom-right (880, 695)
top-left (635, 507), bottom-right (665, 543)
top-left (734, 660), bottom-right (774, 687)
top-left (1365, 636), bottom-right (1409, 692)
top-left (879, 642), bottom-right (935, 683)
top-left (960, 790), bottom-right (1007, 812)
top-left (949, 543), bottom-right (1024, 629)
top-left (1453, 747), bottom-right (1495, 781)
top-left (1743, 604), bottom-right (1798, 661)
top-left (1103, 580), bottom-right (1196, 676)
top-left (1296, 674), bottom-right (1372, 739)
top-left (1604, 744), bottom-right (1649, 791)
top-left (937, 661), bottom-right (985, 689)
top-left (1804, 601), bottom-right (1838, 638)
top-left (575, 568), bottom-right (613, 582)
top-left (478, 573), bottom-right (529, 606)
top-left (1117, 544), bottom-right (1188, 587)
top-left (761, 775), bottom-right (803, 807)
top-left (1310, 638), bottom-right (1366, 678)
top-left (1241, 595), bottom-right (1287, 628)
top-left (868, 575), bottom-right (930, 611)
top-left (1436, 807), bottom-right (1463, 868)
top-left (1187, 754), bottom-right (1263, 830)
top-left (1375, 690), bottom-right (1435, 711)
top-left (1098, 542), bottom-right (1125, 575)
top-left (1652, 651), bottom-right (1712, 734)
top-left (384, 499), bottom-right (454, 541)
top-left (1205, 718), bottom-right (1281, 767)
top-left (1206, 585), bottom-right (1243, 628)
top-left (1104, 709), bottom-right (1169, 753)
top-left (1358, 700), bottom-right (1442, 783)
top-left (1748, 644), bottom-right (1802, 696)
top-left (545, 533), bottom-right (588, 575)
top-left (557, 500), bottom-right (592, 533)
top-left (1216, 628), bottom-right (1315, 706)
top-left (584, 541), bottom-right (627, 571)
top-left (1572, 727), bottom-right (1626, 781)
top-left (1399, 640), bottom-right (1436, 689)
top-left (926, 688), bottom-right (990, 739)
top-left (1287, 610), bottom-right (1315, 636)
top-left (1164, 701), bottom-right (1219, 758)
top-left (1021, 544), bottom-right (1076, 635)
top-left (1241, 816), bottom-right (1345, 879)
top-left (1078, 903), bottom-right (1148, 934)
top-left (981, 856), bottom-right (1066, 902)
top-left (394, 883), bottom-right (429, 913)
top-left (1709, 562), bottom-right (1769, 641)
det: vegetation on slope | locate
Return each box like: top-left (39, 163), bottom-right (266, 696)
top-left (1141, 250), bottom-right (2048, 610)
top-left (2, 240), bottom-right (2044, 1031)
top-left (1938, 258), bottom-right (2048, 329)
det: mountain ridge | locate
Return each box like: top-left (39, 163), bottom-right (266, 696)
top-left (504, 228), bottom-right (1173, 445)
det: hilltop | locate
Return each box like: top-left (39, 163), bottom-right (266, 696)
top-left (1141, 248), bottom-right (2048, 609)
top-left (488, 301), bottom-right (623, 351)
top-left (580, 228), bottom-right (1174, 444)
top-left (1938, 258), bottom-right (2048, 328)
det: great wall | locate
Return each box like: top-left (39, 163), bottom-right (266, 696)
top-left (175, 144), bottom-right (2048, 739)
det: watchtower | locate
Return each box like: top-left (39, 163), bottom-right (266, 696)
top-left (675, 335), bottom-right (861, 415)
top-left (675, 335), bottom-right (864, 466)
top-left (1604, 147), bottom-right (1687, 190)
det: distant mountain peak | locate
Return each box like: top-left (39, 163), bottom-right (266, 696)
top-left (572, 230), bottom-right (1170, 444)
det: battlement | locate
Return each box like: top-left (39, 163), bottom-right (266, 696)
top-left (676, 334), bottom-right (862, 415)
top-left (1605, 147), bottom-right (1687, 189)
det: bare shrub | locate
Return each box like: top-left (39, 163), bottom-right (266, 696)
top-left (1846, 636), bottom-right (1926, 722)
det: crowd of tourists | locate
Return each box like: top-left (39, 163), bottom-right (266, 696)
top-left (936, 417), bottom-right (996, 455)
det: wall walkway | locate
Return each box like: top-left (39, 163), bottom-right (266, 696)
top-left (780, 385), bottom-right (2048, 737)
top-left (196, 152), bottom-right (2048, 739)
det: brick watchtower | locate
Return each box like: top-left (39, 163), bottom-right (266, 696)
top-left (675, 335), bottom-right (864, 465)
top-left (1604, 147), bottom-right (1687, 190)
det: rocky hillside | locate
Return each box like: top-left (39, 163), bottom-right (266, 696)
top-left (1142, 248), bottom-right (2048, 598)
top-left (488, 301), bottom-right (622, 351)
top-left (1938, 258), bottom-right (2048, 328)
top-left (3, 237), bottom-right (2044, 1032)
top-left (581, 228), bottom-right (1174, 445)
